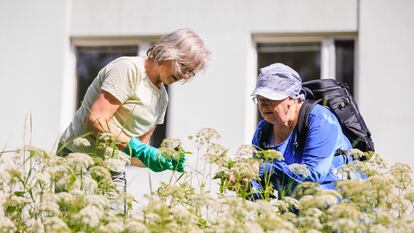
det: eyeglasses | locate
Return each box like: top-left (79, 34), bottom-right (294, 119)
top-left (176, 61), bottom-right (196, 79)
top-left (252, 96), bottom-right (274, 105)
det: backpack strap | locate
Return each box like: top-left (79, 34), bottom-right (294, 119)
top-left (296, 100), bottom-right (319, 151)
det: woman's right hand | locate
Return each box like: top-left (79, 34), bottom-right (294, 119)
top-left (124, 137), bottom-right (186, 173)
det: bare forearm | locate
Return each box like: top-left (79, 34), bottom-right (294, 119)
top-left (86, 117), bottom-right (130, 149)
top-left (87, 119), bottom-right (145, 167)
top-left (138, 128), bottom-right (155, 144)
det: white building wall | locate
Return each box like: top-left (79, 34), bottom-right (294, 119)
top-left (358, 0), bottom-right (414, 166)
top-left (0, 0), bottom-right (70, 150)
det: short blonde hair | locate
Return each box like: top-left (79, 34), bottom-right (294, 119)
top-left (147, 28), bottom-right (210, 76)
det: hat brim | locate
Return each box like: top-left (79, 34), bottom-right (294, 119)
top-left (251, 87), bottom-right (289, 100)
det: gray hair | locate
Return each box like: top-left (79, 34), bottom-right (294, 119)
top-left (147, 28), bottom-right (210, 75)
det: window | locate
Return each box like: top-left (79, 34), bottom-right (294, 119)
top-left (256, 37), bottom-right (355, 122)
top-left (74, 44), bottom-right (166, 147)
top-left (335, 40), bottom-right (355, 95)
top-left (257, 42), bottom-right (321, 82)
top-left (75, 46), bottom-right (138, 109)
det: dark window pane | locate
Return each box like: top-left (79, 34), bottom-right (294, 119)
top-left (257, 43), bottom-right (321, 82)
top-left (75, 46), bottom-right (138, 108)
top-left (256, 43), bottom-right (322, 122)
top-left (335, 40), bottom-right (355, 95)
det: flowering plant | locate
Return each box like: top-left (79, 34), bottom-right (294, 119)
top-left (1, 128), bottom-right (413, 232)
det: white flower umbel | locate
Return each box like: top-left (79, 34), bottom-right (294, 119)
top-left (82, 175), bottom-right (98, 194)
top-left (188, 128), bottom-right (221, 148)
top-left (99, 133), bottom-right (115, 144)
top-left (36, 171), bottom-right (52, 190)
top-left (288, 163), bottom-right (310, 179)
top-left (73, 205), bottom-right (104, 228)
top-left (0, 215), bottom-right (16, 233)
top-left (97, 221), bottom-right (124, 233)
top-left (104, 158), bottom-right (126, 173)
top-left (43, 217), bottom-right (71, 233)
top-left (73, 137), bottom-right (91, 149)
top-left (27, 218), bottom-right (44, 233)
top-left (113, 151), bottom-right (131, 165)
top-left (85, 194), bottom-right (109, 210)
top-left (300, 194), bottom-right (339, 211)
top-left (235, 144), bottom-right (257, 161)
top-left (90, 166), bottom-right (113, 183)
top-left (5, 166), bottom-right (24, 183)
top-left (204, 143), bottom-right (228, 166)
top-left (2, 128), bottom-right (414, 232)
top-left (123, 221), bottom-right (149, 233)
top-left (160, 137), bottom-right (182, 149)
top-left (66, 153), bottom-right (94, 169)
top-left (259, 149), bottom-right (284, 161)
top-left (37, 201), bottom-right (61, 216)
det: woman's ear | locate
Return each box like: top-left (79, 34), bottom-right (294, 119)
top-left (287, 97), bottom-right (295, 109)
top-left (161, 60), bottom-right (175, 69)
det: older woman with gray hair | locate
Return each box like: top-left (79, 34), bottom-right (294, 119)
top-left (250, 63), bottom-right (352, 198)
top-left (58, 28), bottom-right (210, 174)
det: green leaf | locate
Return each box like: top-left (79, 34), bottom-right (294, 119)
top-left (213, 171), bottom-right (226, 180)
top-left (14, 191), bottom-right (25, 197)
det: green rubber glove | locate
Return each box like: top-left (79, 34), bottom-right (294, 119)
top-left (123, 137), bottom-right (173, 172)
top-left (171, 153), bottom-right (186, 173)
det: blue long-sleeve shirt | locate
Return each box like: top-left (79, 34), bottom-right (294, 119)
top-left (251, 104), bottom-right (352, 196)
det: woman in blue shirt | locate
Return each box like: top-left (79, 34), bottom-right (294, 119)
top-left (250, 63), bottom-right (352, 197)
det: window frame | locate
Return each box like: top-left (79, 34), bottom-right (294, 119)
top-left (248, 33), bottom-right (358, 134)
top-left (253, 32), bottom-right (357, 81)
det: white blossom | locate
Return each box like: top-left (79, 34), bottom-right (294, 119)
top-left (66, 152), bottom-right (94, 169)
top-left (1, 129), bottom-right (414, 232)
top-left (38, 201), bottom-right (61, 216)
top-left (0, 215), bottom-right (16, 233)
top-left (123, 221), bottom-right (149, 233)
top-left (160, 137), bottom-right (182, 149)
top-left (73, 137), bottom-right (91, 148)
top-left (43, 217), bottom-right (71, 232)
top-left (189, 128), bottom-right (221, 147)
top-left (85, 194), bottom-right (109, 210)
top-left (99, 133), bottom-right (115, 144)
top-left (73, 205), bottom-right (104, 228)
top-left (235, 144), bottom-right (257, 160)
top-left (104, 158), bottom-right (126, 173)
top-left (27, 218), bottom-right (44, 232)
top-left (288, 163), bottom-right (310, 178)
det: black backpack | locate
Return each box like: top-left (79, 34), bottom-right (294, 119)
top-left (297, 79), bottom-right (375, 156)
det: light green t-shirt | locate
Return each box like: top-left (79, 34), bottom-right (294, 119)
top-left (59, 56), bottom-right (168, 152)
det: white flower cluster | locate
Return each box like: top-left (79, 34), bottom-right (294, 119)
top-left (160, 137), bottom-right (182, 149)
top-left (235, 144), bottom-right (257, 160)
top-left (188, 128), bottom-right (221, 148)
top-left (0, 214), bottom-right (16, 233)
top-left (73, 137), bottom-right (91, 149)
top-left (288, 163), bottom-right (310, 179)
top-left (0, 146), bottom-right (128, 232)
top-left (1, 130), bottom-right (414, 232)
top-left (159, 137), bottom-right (186, 161)
top-left (104, 158), bottom-right (126, 173)
top-left (66, 152), bottom-right (94, 169)
top-left (203, 143), bottom-right (228, 166)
